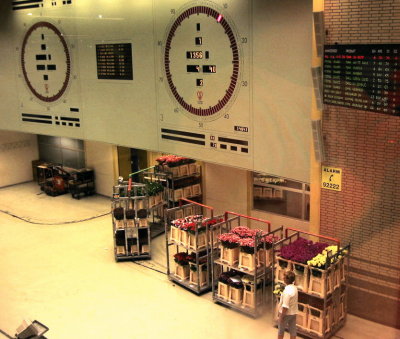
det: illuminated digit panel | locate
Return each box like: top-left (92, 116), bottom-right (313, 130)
top-left (155, 0), bottom-right (252, 169)
top-left (21, 21), bottom-right (70, 103)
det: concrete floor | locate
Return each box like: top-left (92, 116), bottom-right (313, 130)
top-left (0, 182), bottom-right (399, 339)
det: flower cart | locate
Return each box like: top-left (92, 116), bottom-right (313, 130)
top-left (165, 198), bottom-right (224, 295)
top-left (111, 181), bottom-right (152, 262)
top-left (272, 227), bottom-right (350, 338)
top-left (155, 155), bottom-right (202, 208)
top-left (211, 211), bottom-right (282, 318)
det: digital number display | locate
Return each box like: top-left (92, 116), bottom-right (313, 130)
top-left (196, 79), bottom-right (203, 86)
top-left (195, 37), bottom-right (202, 46)
top-left (186, 51), bottom-right (203, 59)
top-left (187, 65), bottom-right (200, 73)
top-left (203, 65), bottom-right (216, 73)
top-left (323, 44), bottom-right (400, 116)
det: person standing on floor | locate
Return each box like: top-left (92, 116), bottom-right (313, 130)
top-left (277, 271), bottom-right (298, 339)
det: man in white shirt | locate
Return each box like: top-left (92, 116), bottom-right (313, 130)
top-left (278, 271), bottom-right (298, 339)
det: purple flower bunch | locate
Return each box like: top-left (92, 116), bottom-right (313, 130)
top-left (280, 238), bottom-right (328, 264)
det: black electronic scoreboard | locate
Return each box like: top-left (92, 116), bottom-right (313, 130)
top-left (323, 44), bottom-right (400, 116)
top-left (96, 43), bottom-right (133, 80)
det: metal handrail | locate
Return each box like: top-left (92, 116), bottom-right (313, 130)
top-left (285, 227), bottom-right (340, 250)
top-left (224, 211), bottom-right (271, 232)
top-left (179, 198), bottom-right (214, 218)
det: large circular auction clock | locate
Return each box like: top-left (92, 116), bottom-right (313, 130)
top-left (164, 4), bottom-right (241, 120)
top-left (21, 21), bottom-right (71, 103)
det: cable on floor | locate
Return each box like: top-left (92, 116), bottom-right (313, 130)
top-left (132, 261), bottom-right (167, 275)
top-left (0, 328), bottom-right (13, 339)
top-left (0, 209), bottom-right (110, 225)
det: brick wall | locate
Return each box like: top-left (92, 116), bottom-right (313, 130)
top-left (321, 0), bottom-right (400, 328)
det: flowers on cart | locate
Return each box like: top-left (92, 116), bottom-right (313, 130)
top-left (156, 155), bottom-right (196, 167)
top-left (231, 226), bottom-right (255, 238)
top-left (279, 238), bottom-right (329, 264)
top-left (239, 237), bottom-right (257, 254)
top-left (202, 217), bottom-right (224, 228)
top-left (307, 245), bottom-right (346, 269)
top-left (260, 233), bottom-right (279, 249)
top-left (187, 252), bottom-right (208, 271)
top-left (273, 283), bottom-right (285, 296)
top-left (174, 252), bottom-right (190, 266)
top-left (218, 233), bottom-right (241, 249)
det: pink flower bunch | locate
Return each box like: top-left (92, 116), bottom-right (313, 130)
top-left (232, 226), bottom-right (256, 238)
top-left (239, 237), bottom-right (255, 247)
top-left (218, 233), bottom-right (241, 249)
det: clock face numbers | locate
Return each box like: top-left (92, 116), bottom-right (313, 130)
top-left (21, 21), bottom-right (71, 103)
top-left (164, 5), bottom-right (240, 120)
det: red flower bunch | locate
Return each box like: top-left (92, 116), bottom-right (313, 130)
top-left (174, 252), bottom-right (189, 266)
top-left (218, 233), bottom-right (241, 249)
top-left (171, 218), bottom-right (185, 227)
top-left (156, 156), bottom-right (169, 164)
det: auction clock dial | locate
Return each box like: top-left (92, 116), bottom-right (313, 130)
top-left (164, 4), bottom-right (241, 121)
top-left (21, 21), bottom-right (71, 103)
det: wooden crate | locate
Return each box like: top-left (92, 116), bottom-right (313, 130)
top-left (293, 262), bottom-right (309, 293)
top-left (275, 257), bottom-right (292, 284)
top-left (228, 287), bottom-right (243, 304)
top-left (209, 224), bottom-right (221, 247)
top-left (115, 219), bottom-right (125, 229)
top-left (138, 218), bottom-right (148, 227)
top-left (170, 225), bottom-right (180, 243)
top-left (148, 196), bottom-right (155, 208)
top-left (325, 305), bottom-right (333, 334)
top-left (188, 232), bottom-right (207, 250)
top-left (179, 229), bottom-right (189, 247)
top-left (309, 267), bottom-right (329, 298)
top-left (130, 244), bottom-right (138, 255)
top-left (178, 164), bottom-right (189, 177)
top-left (258, 248), bottom-right (273, 267)
top-left (183, 186), bottom-right (193, 198)
top-left (188, 163), bottom-right (197, 175)
top-left (116, 246), bottom-right (126, 256)
top-left (173, 188), bottom-right (183, 201)
top-left (307, 306), bottom-right (324, 337)
top-left (220, 246), bottom-right (239, 266)
top-left (174, 264), bottom-right (189, 280)
top-left (189, 265), bottom-right (208, 286)
top-left (242, 284), bottom-right (263, 309)
top-left (238, 251), bottom-right (259, 271)
top-left (191, 184), bottom-right (202, 196)
top-left (262, 187), bottom-right (273, 198)
top-left (141, 244), bottom-right (149, 254)
top-left (253, 186), bottom-right (263, 199)
top-left (217, 281), bottom-right (229, 300)
top-left (296, 303), bottom-right (309, 330)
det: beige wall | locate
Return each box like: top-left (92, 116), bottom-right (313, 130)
top-left (0, 131), bottom-right (38, 187)
top-left (85, 141), bottom-right (117, 197)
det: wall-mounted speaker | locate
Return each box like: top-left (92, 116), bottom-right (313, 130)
top-left (311, 66), bottom-right (324, 111)
top-left (311, 119), bottom-right (325, 163)
top-left (313, 11), bottom-right (325, 58)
